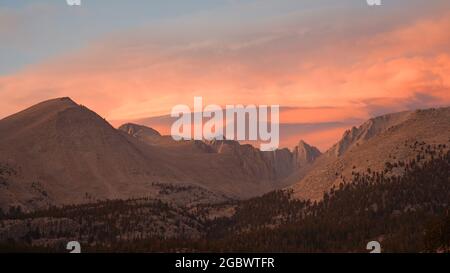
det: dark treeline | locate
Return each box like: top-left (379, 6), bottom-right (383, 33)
top-left (195, 146), bottom-right (450, 252)
top-left (0, 198), bottom-right (204, 252)
top-left (1, 144), bottom-right (449, 253)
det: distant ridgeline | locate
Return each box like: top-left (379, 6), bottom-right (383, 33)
top-left (0, 142), bottom-right (449, 253)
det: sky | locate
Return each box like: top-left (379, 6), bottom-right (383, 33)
top-left (1, 0), bottom-right (450, 150)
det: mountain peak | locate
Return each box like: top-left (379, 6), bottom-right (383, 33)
top-left (118, 123), bottom-right (162, 137)
top-left (25, 97), bottom-right (80, 114)
top-left (293, 140), bottom-right (321, 167)
top-left (42, 97), bottom-right (77, 106)
top-left (297, 139), bottom-right (313, 148)
top-left (0, 97), bottom-right (86, 136)
top-left (2, 96), bottom-right (78, 117)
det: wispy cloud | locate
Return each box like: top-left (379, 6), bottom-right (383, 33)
top-left (0, 1), bottom-right (449, 149)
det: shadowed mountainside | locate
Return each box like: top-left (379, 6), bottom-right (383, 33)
top-left (0, 98), bottom-right (319, 211)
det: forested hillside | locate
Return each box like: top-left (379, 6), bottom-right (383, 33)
top-left (1, 143), bottom-right (449, 253)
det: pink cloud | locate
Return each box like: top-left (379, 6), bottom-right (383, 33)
top-left (1, 11), bottom-right (449, 150)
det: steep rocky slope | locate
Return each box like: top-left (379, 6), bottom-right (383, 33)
top-left (290, 107), bottom-right (450, 201)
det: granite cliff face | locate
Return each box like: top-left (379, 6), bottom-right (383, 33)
top-left (332, 111), bottom-right (413, 156)
top-left (290, 107), bottom-right (450, 201)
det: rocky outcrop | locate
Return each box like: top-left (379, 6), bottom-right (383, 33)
top-left (206, 139), bottom-right (321, 181)
top-left (292, 140), bottom-right (322, 167)
top-left (118, 123), bottom-right (161, 138)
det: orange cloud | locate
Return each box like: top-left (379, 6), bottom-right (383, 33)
top-left (1, 11), bottom-right (449, 150)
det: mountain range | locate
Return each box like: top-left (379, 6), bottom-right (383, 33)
top-left (0, 97), bottom-right (449, 211)
top-left (0, 98), bottom-right (319, 210)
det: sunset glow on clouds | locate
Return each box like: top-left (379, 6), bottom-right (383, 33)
top-left (1, 0), bottom-right (449, 150)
